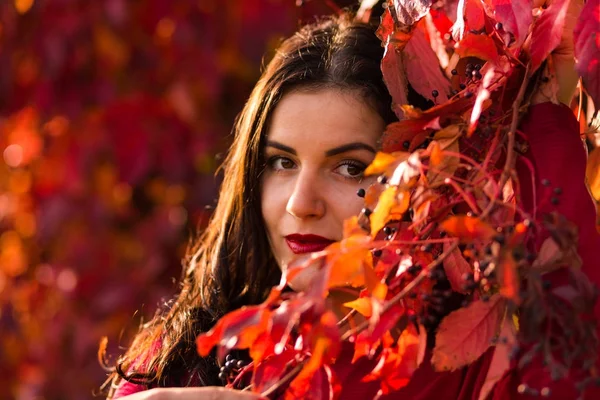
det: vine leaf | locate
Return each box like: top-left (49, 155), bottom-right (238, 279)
top-left (455, 32), bottom-right (500, 62)
top-left (443, 242), bottom-right (472, 293)
top-left (452, 0), bottom-right (486, 41)
top-left (483, 0), bottom-right (533, 48)
top-left (477, 315), bottom-right (517, 400)
top-left (392, 0), bottom-right (433, 26)
top-left (574, 0), bottom-right (600, 108)
top-left (432, 294), bottom-right (505, 371)
top-left (529, 0), bottom-right (571, 73)
top-left (404, 28), bottom-right (450, 103)
top-left (362, 324), bottom-right (422, 394)
top-left (440, 215), bottom-right (496, 242)
top-left (586, 146), bottom-right (600, 201)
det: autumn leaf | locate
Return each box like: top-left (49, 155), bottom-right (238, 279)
top-left (363, 324), bottom-right (422, 394)
top-left (574, 0), bottom-right (600, 108)
top-left (529, 0), bottom-right (572, 73)
top-left (483, 0), bottom-right (533, 48)
top-left (364, 152), bottom-right (400, 176)
top-left (381, 119), bottom-right (433, 153)
top-left (389, 153), bottom-right (422, 186)
top-left (443, 242), bottom-right (473, 293)
top-left (497, 252), bottom-right (520, 304)
top-left (586, 146), bottom-right (600, 201)
top-left (440, 215), bottom-right (496, 242)
top-left (371, 186), bottom-right (398, 235)
top-left (432, 294), bottom-right (505, 371)
top-left (392, 0), bottom-right (433, 26)
top-left (344, 297), bottom-right (375, 318)
top-left (404, 29), bottom-right (450, 103)
top-left (252, 348), bottom-right (297, 393)
top-left (452, 0), bottom-right (486, 41)
top-left (196, 305), bottom-right (270, 359)
top-left (455, 32), bottom-right (500, 62)
top-left (478, 315), bottom-right (517, 400)
top-left (327, 245), bottom-right (373, 289)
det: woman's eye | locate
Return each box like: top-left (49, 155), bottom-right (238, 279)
top-left (269, 156), bottom-right (296, 170)
top-left (336, 161), bottom-right (366, 179)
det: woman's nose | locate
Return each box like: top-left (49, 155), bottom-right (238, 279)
top-left (285, 169), bottom-right (325, 220)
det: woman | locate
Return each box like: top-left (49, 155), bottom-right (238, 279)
top-left (105, 12), bottom-right (402, 399)
top-left (107, 4), bottom-right (600, 400)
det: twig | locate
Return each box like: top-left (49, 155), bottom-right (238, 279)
top-left (481, 63), bottom-right (531, 219)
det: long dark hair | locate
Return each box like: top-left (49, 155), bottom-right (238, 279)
top-left (105, 12), bottom-right (397, 395)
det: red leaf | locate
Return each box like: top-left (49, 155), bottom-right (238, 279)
top-left (574, 0), bottom-right (600, 108)
top-left (362, 324), bottom-right (422, 393)
top-left (529, 0), bottom-right (572, 73)
top-left (252, 348), bottom-right (297, 393)
top-left (455, 32), bottom-right (500, 62)
top-left (443, 242), bottom-right (473, 293)
top-left (483, 0), bottom-right (533, 47)
top-left (440, 215), bottom-right (496, 242)
top-left (378, 11), bottom-right (411, 120)
top-left (392, 0), bottom-right (433, 26)
top-left (478, 316), bottom-right (517, 400)
top-left (381, 120), bottom-right (433, 153)
top-left (452, 0), bottom-right (486, 41)
top-left (352, 304), bottom-right (405, 362)
top-left (196, 305), bottom-right (270, 359)
top-left (404, 29), bottom-right (451, 103)
top-left (432, 294), bottom-right (505, 371)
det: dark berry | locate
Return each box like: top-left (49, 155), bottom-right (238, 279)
top-left (466, 63), bottom-right (474, 71)
top-left (218, 371), bottom-right (228, 381)
top-left (383, 226), bottom-right (393, 235)
top-left (495, 22), bottom-right (503, 31)
top-left (551, 197), bottom-right (559, 205)
top-left (459, 83), bottom-right (467, 90)
top-left (363, 208), bottom-right (372, 217)
top-left (474, 64), bottom-right (482, 70)
top-left (378, 175), bottom-right (388, 184)
top-left (373, 249), bottom-right (382, 257)
top-left (553, 187), bottom-right (562, 195)
top-left (465, 91), bottom-right (473, 98)
top-left (236, 360), bottom-right (245, 369)
top-left (403, 140), bottom-right (410, 149)
top-left (542, 76), bottom-right (550, 83)
top-left (542, 178), bottom-right (551, 186)
top-left (451, 69), bottom-right (458, 75)
top-left (432, 89), bottom-right (439, 98)
top-left (356, 188), bottom-right (366, 198)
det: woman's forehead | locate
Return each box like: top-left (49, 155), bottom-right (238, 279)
top-left (266, 88), bottom-right (385, 148)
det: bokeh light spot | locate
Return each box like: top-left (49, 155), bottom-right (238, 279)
top-left (56, 269), bottom-right (77, 292)
top-left (4, 144), bottom-right (23, 167)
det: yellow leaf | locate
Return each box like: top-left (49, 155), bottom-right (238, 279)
top-left (343, 297), bottom-right (373, 317)
top-left (440, 215), bottom-right (495, 242)
top-left (586, 147), bottom-right (600, 200)
top-left (370, 186), bottom-right (398, 236)
top-left (364, 152), bottom-right (397, 176)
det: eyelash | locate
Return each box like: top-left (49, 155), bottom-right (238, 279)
top-left (266, 156), bottom-right (366, 181)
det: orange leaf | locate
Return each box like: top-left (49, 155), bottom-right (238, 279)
top-left (440, 215), bottom-right (495, 242)
top-left (371, 186), bottom-right (398, 236)
top-left (498, 252), bottom-right (520, 304)
top-left (430, 141), bottom-right (442, 167)
top-left (327, 241), bottom-right (372, 288)
top-left (442, 242), bottom-right (472, 293)
top-left (432, 294), bottom-right (505, 371)
top-left (454, 32), bottom-right (499, 62)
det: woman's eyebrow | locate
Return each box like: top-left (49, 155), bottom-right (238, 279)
top-left (265, 140), bottom-right (296, 155)
top-left (325, 142), bottom-right (376, 156)
top-left (265, 140), bottom-right (376, 157)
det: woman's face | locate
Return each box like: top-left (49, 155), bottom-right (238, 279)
top-left (261, 88), bottom-right (385, 270)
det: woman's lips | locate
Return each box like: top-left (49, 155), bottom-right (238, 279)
top-left (285, 234), bottom-right (335, 254)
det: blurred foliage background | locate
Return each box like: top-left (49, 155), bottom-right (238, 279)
top-left (0, 1), bottom-right (355, 398)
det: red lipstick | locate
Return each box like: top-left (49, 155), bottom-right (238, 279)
top-left (285, 234), bottom-right (335, 254)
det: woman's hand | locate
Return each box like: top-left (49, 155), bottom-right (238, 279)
top-left (531, 0), bottom-right (584, 105)
top-left (117, 387), bottom-right (265, 400)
